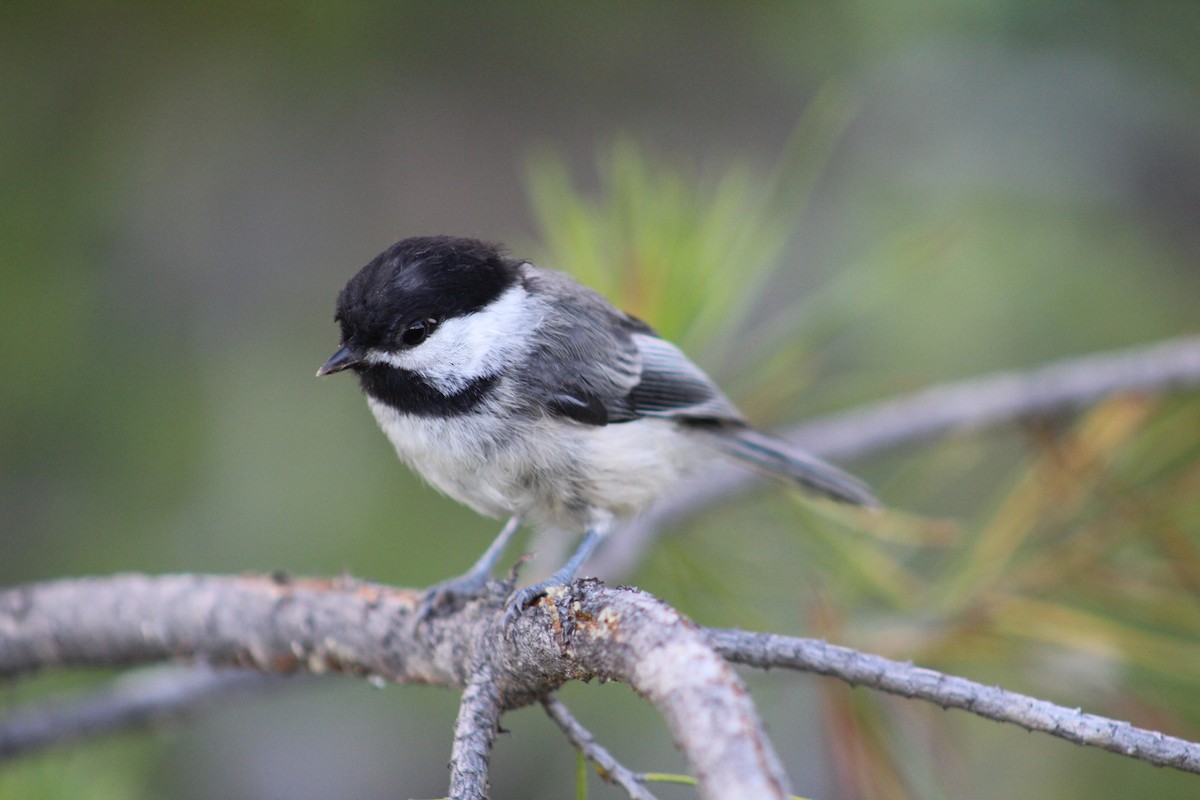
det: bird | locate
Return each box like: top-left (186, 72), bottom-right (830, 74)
top-left (318, 235), bottom-right (877, 622)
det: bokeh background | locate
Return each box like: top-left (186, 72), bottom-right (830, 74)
top-left (4, 3), bottom-right (1200, 798)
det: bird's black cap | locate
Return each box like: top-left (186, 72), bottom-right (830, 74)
top-left (332, 235), bottom-right (521, 353)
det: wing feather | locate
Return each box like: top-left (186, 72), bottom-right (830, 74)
top-left (516, 265), bottom-right (744, 427)
top-left (626, 334), bottom-right (744, 422)
top-left (514, 265), bottom-right (876, 507)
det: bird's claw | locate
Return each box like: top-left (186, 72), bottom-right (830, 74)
top-left (502, 581), bottom-right (556, 630)
top-left (416, 572), bottom-right (493, 622)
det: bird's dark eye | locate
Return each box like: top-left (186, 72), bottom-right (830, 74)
top-left (400, 318), bottom-right (438, 347)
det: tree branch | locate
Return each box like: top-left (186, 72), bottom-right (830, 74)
top-left (6, 575), bottom-right (1200, 781)
top-left (707, 628), bottom-right (1200, 774)
top-left (593, 334), bottom-right (1200, 578)
top-left (541, 695), bottom-right (660, 800)
top-left (0, 664), bottom-right (276, 759)
top-left (0, 575), bottom-right (790, 800)
top-left (10, 577), bottom-right (1200, 780)
top-left (450, 665), bottom-right (503, 800)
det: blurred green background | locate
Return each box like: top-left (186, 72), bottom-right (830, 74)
top-left (4, 2), bottom-right (1200, 798)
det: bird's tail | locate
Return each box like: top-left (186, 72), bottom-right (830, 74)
top-left (699, 425), bottom-right (880, 508)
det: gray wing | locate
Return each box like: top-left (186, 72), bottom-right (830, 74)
top-left (625, 332), bottom-right (876, 506)
top-left (623, 333), bottom-right (744, 423)
top-left (518, 266), bottom-right (743, 427)
top-left (519, 266), bottom-right (878, 507)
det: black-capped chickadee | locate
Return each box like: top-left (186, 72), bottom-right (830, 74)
top-left (319, 235), bottom-right (877, 620)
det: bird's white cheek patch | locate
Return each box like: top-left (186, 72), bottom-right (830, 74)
top-left (363, 284), bottom-right (538, 394)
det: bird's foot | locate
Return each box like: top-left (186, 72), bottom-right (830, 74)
top-left (502, 579), bottom-right (563, 630)
top-left (417, 571), bottom-right (495, 622)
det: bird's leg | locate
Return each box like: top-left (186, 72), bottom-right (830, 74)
top-left (504, 517), bottom-right (612, 627)
top-left (418, 514), bottom-right (524, 618)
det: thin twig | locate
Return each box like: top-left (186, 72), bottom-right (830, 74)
top-left (0, 664), bottom-right (276, 758)
top-left (706, 628), bottom-right (1200, 774)
top-left (449, 665), bottom-right (503, 800)
top-left (789, 333), bottom-right (1200, 459)
top-left (541, 695), bottom-right (659, 800)
top-left (594, 334), bottom-right (1200, 578)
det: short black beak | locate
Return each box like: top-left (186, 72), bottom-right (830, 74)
top-left (317, 345), bottom-right (363, 377)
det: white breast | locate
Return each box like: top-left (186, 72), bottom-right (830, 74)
top-left (366, 396), bottom-right (711, 530)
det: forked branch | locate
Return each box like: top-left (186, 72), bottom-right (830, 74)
top-left (0, 575), bottom-right (789, 800)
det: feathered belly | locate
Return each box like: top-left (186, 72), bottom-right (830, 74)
top-left (366, 398), bottom-right (708, 529)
